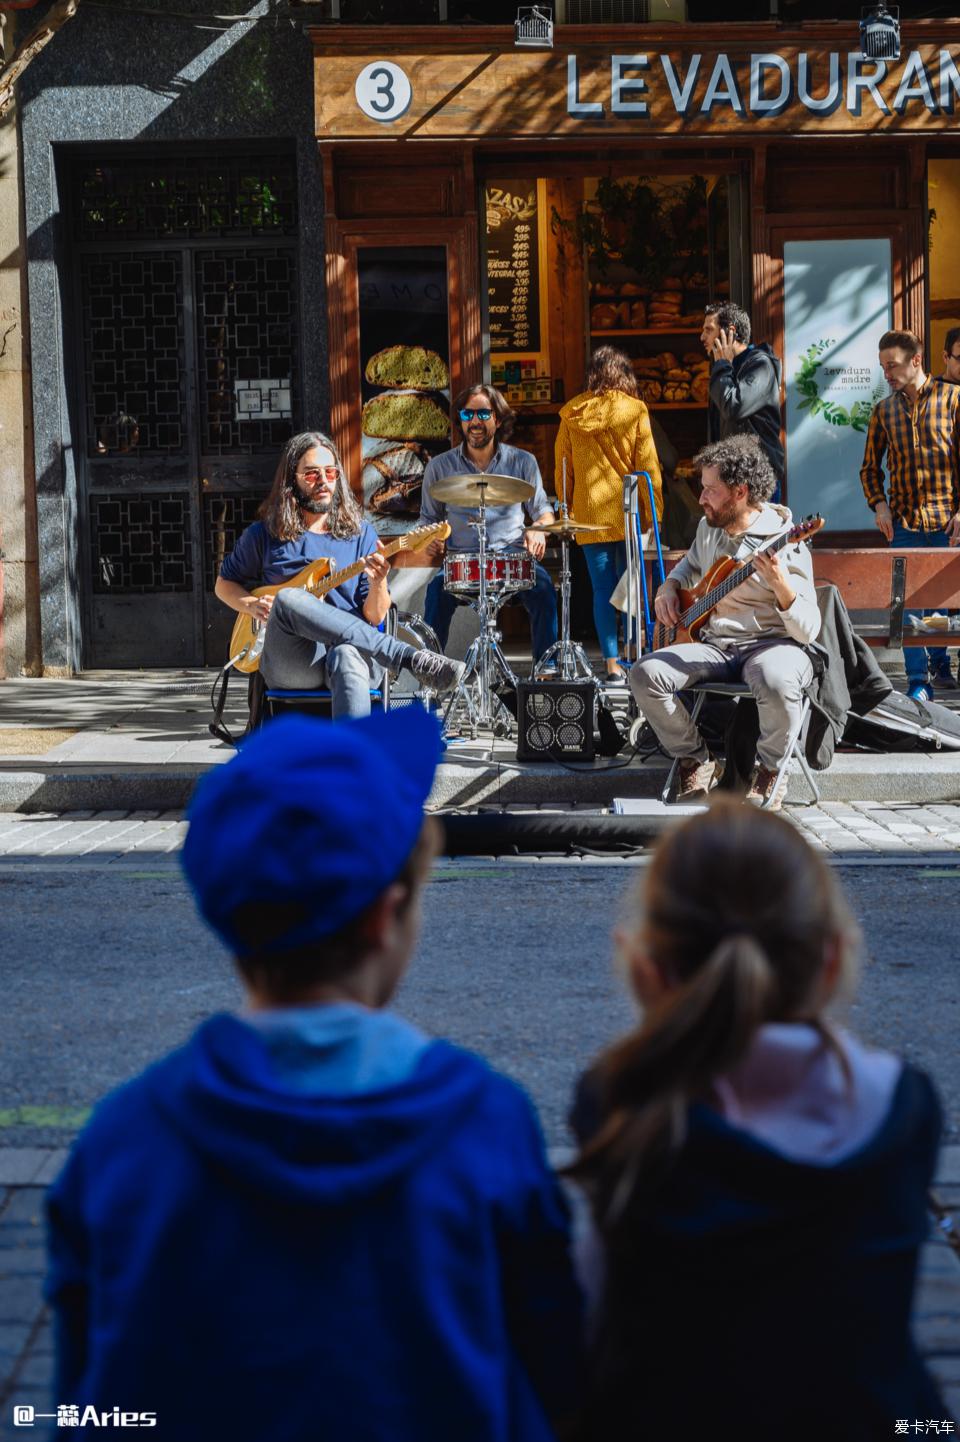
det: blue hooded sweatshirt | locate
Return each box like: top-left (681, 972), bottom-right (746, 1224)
top-left (45, 1013), bottom-right (583, 1442)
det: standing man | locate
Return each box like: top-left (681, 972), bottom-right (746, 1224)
top-left (701, 302), bottom-right (785, 502)
top-left (941, 325), bottom-right (960, 387)
top-left (860, 329), bottom-right (960, 702)
top-left (215, 430), bottom-right (465, 716)
top-left (419, 384), bottom-right (558, 666)
top-left (631, 435), bottom-right (820, 811)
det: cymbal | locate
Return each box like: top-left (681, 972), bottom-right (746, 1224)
top-left (429, 472), bottom-right (535, 507)
top-left (538, 517), bottom-right (609, 537)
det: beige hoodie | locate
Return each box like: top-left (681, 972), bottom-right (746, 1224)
top-left (668, 503), bottom-right (820, 649)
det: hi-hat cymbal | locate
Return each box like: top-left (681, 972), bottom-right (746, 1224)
top-left (538, 517), bottom-right (609, 537)
top-left (429, 472), bottom-right (535, 507)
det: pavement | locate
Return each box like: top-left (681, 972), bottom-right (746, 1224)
top-left (1, 657), bottom-right (960, 817)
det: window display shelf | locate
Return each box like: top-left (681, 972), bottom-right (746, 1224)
top-left (590, 328), bottom-right (703, 337)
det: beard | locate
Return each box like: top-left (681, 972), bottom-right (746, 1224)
top-left (703, 497), bottom-right (740, 530)
top-left (295, 479), bottom-right (333, 515)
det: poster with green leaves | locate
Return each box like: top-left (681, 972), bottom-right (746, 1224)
top-left (784, 239), bottom-right (892, 531)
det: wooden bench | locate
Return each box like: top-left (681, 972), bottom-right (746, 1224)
top-left (659, 547), bottom-right (960, 650)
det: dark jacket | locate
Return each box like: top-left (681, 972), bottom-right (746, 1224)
top-left (709, 342), bottom-right (785, 485)
top-left (46, 1015), bottom-right (583, 1442)
top-left (570, 1064), bottom-right (944, 1442)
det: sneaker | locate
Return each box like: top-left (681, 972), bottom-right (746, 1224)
top-left (746, 763), bottom-right (786, 811)
top-left (928, 662), bottom-right (959, 692)
top-left (907, 683), bottom-right (934, 704)
top-left (675, 755), bottom-right (722, 802)
top-left (410, 649), bottom-right (467, 695)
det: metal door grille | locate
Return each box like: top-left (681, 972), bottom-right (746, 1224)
top-left (90, 493), bottom-right (193, 594)
top-left (81, 251), bottom-right (186, 456)
top-left (202, 491), bottom-right (267, 592)
top-left (198, 247), bottom-right (297, 455)
top-left (75, 155), bottom-right (297, 241)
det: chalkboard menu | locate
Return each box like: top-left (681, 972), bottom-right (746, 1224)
top-left (486, 183), bottom-right (540, 354)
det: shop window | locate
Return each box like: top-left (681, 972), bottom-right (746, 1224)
top-left (357, 246), bottom-right (451, 536)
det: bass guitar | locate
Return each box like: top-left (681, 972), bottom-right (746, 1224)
top-left (228, 521), bottom-right (451, 674)
top-left (652, 514), bottom-right (824, 650)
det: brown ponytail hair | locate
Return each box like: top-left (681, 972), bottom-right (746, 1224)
top-left (569, 797), bottom-right (858, 1230)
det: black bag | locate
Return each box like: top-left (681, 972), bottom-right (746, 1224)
top-left (843, 690), bottom-right (960, 753)
top-left (209, 666), bottom-right (266, 746)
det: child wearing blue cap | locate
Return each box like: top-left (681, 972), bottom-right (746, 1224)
top-left (46, 708), bottom-right (583, 1442)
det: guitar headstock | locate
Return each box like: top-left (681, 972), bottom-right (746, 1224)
top-left (395, 521), bottom-right (451, 552)
top-left (789, 513), bottom-right (825, 545)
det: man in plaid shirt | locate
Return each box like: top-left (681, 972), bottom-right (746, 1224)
top-left (860, 328), bottom-right (960, 700)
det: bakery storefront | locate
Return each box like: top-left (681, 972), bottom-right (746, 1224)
top-left (313, 21), bottom-right (960, 562)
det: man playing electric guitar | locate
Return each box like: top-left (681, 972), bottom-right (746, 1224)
top-left (215, 431), bottom-right (465, 718)
top-left (631, 434), bottom-right (821, 810)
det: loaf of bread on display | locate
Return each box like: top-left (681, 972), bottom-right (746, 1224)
top-left (361, 392), bottom-right (449, 441)
top-left (364, 346), bottom-right (450, 391)
top-left (363, 442), bottom-right (430, 515)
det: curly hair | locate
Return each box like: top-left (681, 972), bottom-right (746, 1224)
top-left (258, 431), bottom-right (362, 542)
top-left (694, 434), bottom-right (775, 504)
top-left (451, 384), bottom-right (515, 445)
top-left (710, 302), bottom-right (751, 346)
top-left (586, 345), bottom-right (639, 398)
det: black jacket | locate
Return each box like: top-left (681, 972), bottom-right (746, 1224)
top-left (709, 342), bottom-right (785, 483)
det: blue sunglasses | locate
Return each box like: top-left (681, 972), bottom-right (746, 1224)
top-left (459, 408), bottom-right (493, 422)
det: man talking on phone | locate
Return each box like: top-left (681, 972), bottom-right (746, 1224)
top-left (701, 302), bottom-right (785, 504)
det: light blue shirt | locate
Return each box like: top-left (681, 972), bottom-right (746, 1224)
top-left (243, 1001), bottom-right (431, 1094)
top-left (419, 442), bottom-right (552, 551)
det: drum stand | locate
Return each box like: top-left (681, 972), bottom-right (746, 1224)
top-left (443, 495), bottom-right (518, 740)
top-left (533, 476), bottom-right (593, 683)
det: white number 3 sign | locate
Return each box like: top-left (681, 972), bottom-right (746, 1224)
top-left (355, 62), bottom-right (412, 123)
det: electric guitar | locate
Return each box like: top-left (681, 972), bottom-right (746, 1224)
top-left (227, 521), bottom-right (451, 674)
top-left (652, 515), bottom-right (825, 650)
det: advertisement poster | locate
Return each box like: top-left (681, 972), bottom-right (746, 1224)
top-left (783, 238), bottom-right (892, 533)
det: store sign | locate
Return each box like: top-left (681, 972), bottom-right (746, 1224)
top-left (783, 239), bottom-right (892, 533)
top-left (314, 40), bottom-right (960, 139)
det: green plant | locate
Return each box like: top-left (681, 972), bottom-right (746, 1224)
top-left (795, 340), bottom-right (884, 432)
top-left (551, 174), bottom-right (708, 287)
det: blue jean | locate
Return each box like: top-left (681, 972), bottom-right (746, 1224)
top-left (891, 521), bottom-right (950, 685)
top-left (581, 541), bottom-right (627, 660)
top-left (260, 590), bottom-right (413, 719)
top-left (425, 557), bottom-right (558, 662)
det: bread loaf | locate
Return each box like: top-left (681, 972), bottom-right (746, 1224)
top-left (361, 393), bottom-right (449, 441)
top-left (636, 379), bottom-right (662, 403)
top-left (364, 346), bottom-right (449, 391)
top-left (591, 303), bottom-right (618, 330)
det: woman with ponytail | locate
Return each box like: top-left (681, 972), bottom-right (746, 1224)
top-left (569, 798), bottom-right (945, 1440)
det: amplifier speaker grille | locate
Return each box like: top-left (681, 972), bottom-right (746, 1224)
top-left (516, 679), bottom-right (596, 762)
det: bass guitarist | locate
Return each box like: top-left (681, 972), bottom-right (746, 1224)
top-left (632, 434), bottom-right (821, 810)
top-left (215, 431), bottom-right (465, 718)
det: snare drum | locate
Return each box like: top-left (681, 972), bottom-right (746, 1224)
top-left (443, 549), bottom-right (535, 597)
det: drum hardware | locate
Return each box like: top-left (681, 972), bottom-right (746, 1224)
top-left (533, 459), bottom-right (597, 685)
top-left (431, 472), bottom-right (536, 740)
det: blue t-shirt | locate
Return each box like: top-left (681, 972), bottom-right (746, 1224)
top-left (219, 521), bottom-right (380, 614)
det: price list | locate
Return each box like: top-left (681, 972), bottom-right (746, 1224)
top-left (486, 185), bottom-right (541, 354)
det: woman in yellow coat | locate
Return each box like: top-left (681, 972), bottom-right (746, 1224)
top-left (555, 346), bottom-right (663, 683)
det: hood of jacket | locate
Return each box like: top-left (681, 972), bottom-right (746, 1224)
top-left (143, 1014), bottom-right (493, 1207)
top-left (559, 389), bottom-right (645, 434)
top-left (736, 341), bottom-right (782, 386)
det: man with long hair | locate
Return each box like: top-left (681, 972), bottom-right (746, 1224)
top-left (419, 384), bottom-right (558, 665)
top-left (215, 431), bottom-right (464, 716)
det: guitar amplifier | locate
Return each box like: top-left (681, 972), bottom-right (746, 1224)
top-left (516, 679), bottom-right (596, 763)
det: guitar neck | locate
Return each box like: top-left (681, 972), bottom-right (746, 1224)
top-left (313, 536), bottom-right (405, 597)
top-left (681, 531), bottom-right (792, 629)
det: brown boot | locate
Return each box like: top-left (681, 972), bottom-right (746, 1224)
top-left (674, 755), bottom-right (722, 802)
top-left (746, 763), bottom-right (786, 811)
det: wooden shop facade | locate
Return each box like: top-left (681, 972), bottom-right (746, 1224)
top-left (312, 19), bottom-right (960, 548)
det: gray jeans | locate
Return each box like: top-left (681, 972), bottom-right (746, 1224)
top-left (630, 637), bottom-right (814, 771)
top-left (260, 590), bottom-right (413, 719)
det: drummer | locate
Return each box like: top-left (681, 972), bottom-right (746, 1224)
top-left (419, 384), bottom-right (559, 665)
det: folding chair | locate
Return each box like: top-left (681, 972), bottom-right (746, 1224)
top-left (259, 608), bottom-right (396, 725)
top-left (660, 680), bottom-right (821, 809)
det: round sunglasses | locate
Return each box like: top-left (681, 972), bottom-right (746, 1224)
top-left (298, 466), bottom-right (339, 483)
top-left (459, 408), bottom-right (493, 422)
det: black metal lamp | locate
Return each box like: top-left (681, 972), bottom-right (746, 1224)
top-left (859, 4), bottom-right (900, 63)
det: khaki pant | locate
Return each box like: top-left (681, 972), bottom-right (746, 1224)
top-left (630, 637), bottom-right (813, 771)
